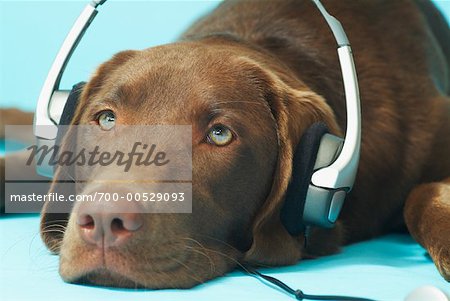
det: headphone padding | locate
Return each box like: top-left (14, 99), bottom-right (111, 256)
top-left (280, 122), bottom-right (329, 236)
top-left (53, 82), bottom-right (85, 174)
top-left (58, 82), bottom-right (86, 126)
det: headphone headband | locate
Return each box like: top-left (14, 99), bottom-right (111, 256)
top-left (310, 0), bottom-right (361, 190)
top-left (34, 0), bottom-right (106, 142)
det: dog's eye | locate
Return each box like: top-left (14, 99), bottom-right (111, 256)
top-left (97, 110), bottom-right (116, 131)
top-left (207, 124), bottom-right (234, 146)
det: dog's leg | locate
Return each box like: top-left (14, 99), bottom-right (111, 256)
top-left (404, 178), bottom-right (450, 281)
top-left (404, 96), bottom-right (450, 281)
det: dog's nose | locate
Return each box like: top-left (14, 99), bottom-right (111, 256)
top-left (76, 199), bottom-right (143, 248)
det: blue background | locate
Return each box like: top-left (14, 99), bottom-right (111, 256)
top-left (0, 0), bottom-right (449, 112)
top-left (1, 2), bottom-right (450, 300)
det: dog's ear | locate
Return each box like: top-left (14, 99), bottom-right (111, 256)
top-left (40, 50), bottom-right (138, 253)
top-left (241, 58), bottom-right (342, 265)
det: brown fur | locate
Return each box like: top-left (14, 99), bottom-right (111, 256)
top-left (1, 0), bottom-right (449, 287)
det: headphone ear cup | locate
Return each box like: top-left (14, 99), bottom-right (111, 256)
top-left (281, 123), bottom-right (345, 235)
top-left (53, 81), bottom-right (85, 175)
top-left (280, 122), bottom-right (330, 236)
top-left (58, 82), bottom-right (86, 126)
top-left (55, 82), bottom-right (85, 145)
top-left (301, 133), bottom-right (344, 228)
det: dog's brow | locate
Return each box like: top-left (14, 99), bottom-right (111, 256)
top-left (114, 84), bottom-right (136, 103)
top-left (206, 100), bottom-right (251, 117)
top-left (91, 87), bottom-right (121, 104)
top-left (206, 106), bottom-right (225, 124)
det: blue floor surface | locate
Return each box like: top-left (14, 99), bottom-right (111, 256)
top-left (0, 214), bottom-right (448, 301)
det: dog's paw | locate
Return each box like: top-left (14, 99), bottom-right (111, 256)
top-left (429, 245), bottom-right (450, 282)
top-left (405, 180), bottom-right (450, 283)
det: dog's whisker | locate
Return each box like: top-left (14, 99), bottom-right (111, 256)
top-left (40, 228), bottom-right (66, 234)
top-left (41, 225), bottom-right (67, 232)
top-left (191, 244), bottom-right (251, 274)
top-left (180, 240), bottom-right (217, 276)
top-left (184, 246), bottom-right (216, 276)
top-left (41, 219), bottom-right (69, 226)
top-left (41, 224), bottom-right (67, 231)
top-left (189, 234), bottom-right (240, 253)
top-left (41, 219), bottom-right (69, 223)
top-left (178, 236), bottom-right (246, 275)
top-left (169, 254), bottom-right (205, 284)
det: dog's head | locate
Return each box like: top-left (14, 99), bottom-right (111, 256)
top-left (40, 37), bottom-right (341, 288)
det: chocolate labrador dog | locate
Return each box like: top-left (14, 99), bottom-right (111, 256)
top-left (1, 0), bottom-right (449, 289)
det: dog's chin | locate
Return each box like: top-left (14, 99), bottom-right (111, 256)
top-left (69, 267), bottom-right (208, 289)
top-left (62, 247), bottom-right (240, 289)
top-left (73, 269), bottom-right (144, 288)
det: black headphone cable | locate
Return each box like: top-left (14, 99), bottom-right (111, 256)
top-left (244, 266), bottom-right (378, 301)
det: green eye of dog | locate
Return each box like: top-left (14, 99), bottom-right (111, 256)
top-left (97, 110), bottom-right (116, 130)
top-left (207, 124), bottom-right (234, 146)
